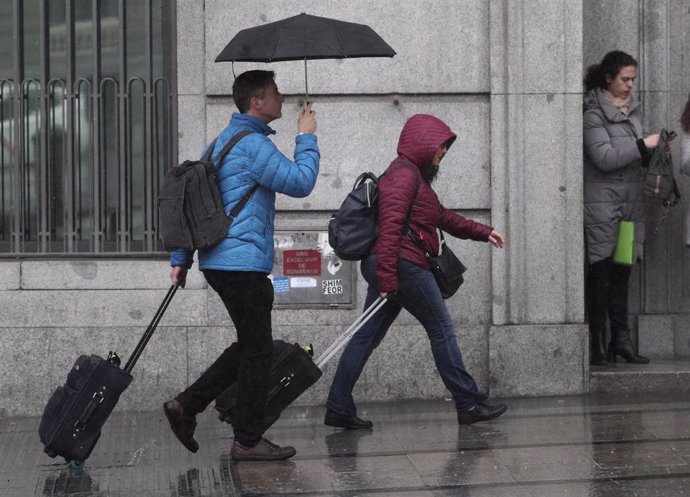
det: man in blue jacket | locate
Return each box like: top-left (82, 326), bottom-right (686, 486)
top-left (163, 70), bottom-right (319, 461)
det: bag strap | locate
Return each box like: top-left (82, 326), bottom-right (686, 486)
top-left (206, 130), bottom-right (258, 221)
top-left (201, 138), bottom-right (219, 162)
top-left (662, 129), bottom-right (681, 204)
top-left (228, 184), bottom-right (259, 222)
top-left (649, 129), bottom-right (680, 237)
top-left (386, 160), bottom-right (421, 195)
top-left (385, 161), bottom-right (443, 254)
top-left (211, 130), bottom-right (254, 165)
top-left (655, 129), bottom-right (681, 207)
top-left (383, 160), bottom-right (422, 235)
top-left (406, 228), bottom-right (446, 259)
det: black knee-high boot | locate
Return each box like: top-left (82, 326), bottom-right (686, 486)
top-left (607, 263), bottom-right (649, 364)
top-left (608, 328), bottom-right (649, 364)
top-left (586, 259), bottom-right (610, 366)
top-left (589, 328), bottom-right (607, 365)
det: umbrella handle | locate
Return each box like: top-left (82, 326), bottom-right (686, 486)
top-left (304, 58), bottom-right (309, 102)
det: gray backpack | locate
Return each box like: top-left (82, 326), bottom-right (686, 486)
top-left (643, 128), bottom-right (680, 206)
top-left (158, 131), bottom-right (255, 251)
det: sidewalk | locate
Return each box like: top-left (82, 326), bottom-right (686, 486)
top-left (4, 392), bottom-right (690, 496)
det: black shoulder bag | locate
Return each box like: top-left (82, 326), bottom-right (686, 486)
top-left (407, 229), bottom-right (467, 299)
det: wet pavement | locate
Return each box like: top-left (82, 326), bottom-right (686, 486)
top-left (5, 392), bottom-right (690, 496)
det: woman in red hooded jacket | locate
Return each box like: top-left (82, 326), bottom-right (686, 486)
top-left (325, 114), bottom-right (508, 429)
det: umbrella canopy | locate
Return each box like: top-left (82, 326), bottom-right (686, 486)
top-left (215, 13), bottom-right (396, 98)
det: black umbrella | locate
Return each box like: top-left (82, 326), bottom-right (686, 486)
top-left (215, 13), bottom-right (396, 99)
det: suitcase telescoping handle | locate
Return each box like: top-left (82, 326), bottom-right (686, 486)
top-left (315, 296), bottom-right (387, 369)
top-left (123, 284), bottom-right (178, 374)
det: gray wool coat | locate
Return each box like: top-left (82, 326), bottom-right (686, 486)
top-left (583, 88), bottom-right (647, 264)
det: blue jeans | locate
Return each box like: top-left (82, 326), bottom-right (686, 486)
top-left (326, 254), bottom-right (487, 415)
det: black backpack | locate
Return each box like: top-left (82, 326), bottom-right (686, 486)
top-left (158, 131), bottom-right (255, 252)
top-left (643, 128), bottom-right (680, 206)
top-left (328, 162), bottom-right (419, 261)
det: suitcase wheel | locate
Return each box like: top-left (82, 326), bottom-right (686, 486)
top-left (67, 459), bottom-right (86, 471)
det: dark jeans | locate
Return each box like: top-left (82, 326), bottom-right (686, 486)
top-left (586, 257), bottom-right (631, 338)
top-left (326, 254), bottom-right (487, 415)
top-left (175, 270), bottom-right (273, 447)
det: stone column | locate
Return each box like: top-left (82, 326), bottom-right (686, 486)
top-left (636, 0), bottom-right (690, 358)
top-left (176, 0), bottom-right (207, 160)
top-left (488, 0), bottom-right (588, 396)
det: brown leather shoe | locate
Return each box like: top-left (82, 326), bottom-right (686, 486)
top-left (231, 438), bottom-right (296, 461)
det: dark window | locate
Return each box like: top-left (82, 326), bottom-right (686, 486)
top-left (0, 0), bottom-right (176, 255)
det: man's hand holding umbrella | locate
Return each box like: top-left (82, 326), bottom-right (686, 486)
top-left (298, 102), bottom-right (317, 135)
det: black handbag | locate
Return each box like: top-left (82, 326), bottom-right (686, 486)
top-left (407, 229), bottom-right (467, 299)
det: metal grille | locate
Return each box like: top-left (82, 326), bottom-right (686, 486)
top-left (0, 0), bottom-right (177, 255)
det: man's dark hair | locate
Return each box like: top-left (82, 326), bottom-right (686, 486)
top-left (232, 70), bottom-right (276, 113)
top-left (584, 50), bottom-right (638, 92)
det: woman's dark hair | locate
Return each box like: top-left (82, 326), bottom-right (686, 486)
top-left (420, 163), bottom-right (439, 183)
top-left (681, 93), bottom-right (690, 134)
top-left (584, 50), bottom-right (638, 92)
top-left (232, 70), bottom-right (276, 113)
top-left (421, 138), bottom-right (455, 183)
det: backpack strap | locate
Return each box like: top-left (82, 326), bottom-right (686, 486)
top-left (659, 129), bottom-right (681, 206)
top-left (385, 161), bottom-right (423, 239)
top-left (665, 130), bottom-right (681, 205)
top-left (386, 161), bottom-right (421, 195)
top-left (201, 138), bottom-right (218, 162)
top-left (206, 130), bottom-right (258, 221)
top-left (211, 130), bottom-right (254, 165)
top-left (227, 184), bottom-right (260, 222)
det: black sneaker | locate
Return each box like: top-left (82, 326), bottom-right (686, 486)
top-left (457, 402), bottom-right (508, 425)
top-left (324, 409), bottom-right (373, 430)
top-left (163, 399), bottom-right (199, 453)
top-left (231, 438), bottom-right (296, 461)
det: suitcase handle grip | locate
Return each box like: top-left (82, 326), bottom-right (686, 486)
top-left (74, 390), bottom-right (105, 432)
top-left (266, 373), bottom-right (295, 399)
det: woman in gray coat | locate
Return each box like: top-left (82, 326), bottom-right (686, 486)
top-left (583, 50), bottom-right (660, 365)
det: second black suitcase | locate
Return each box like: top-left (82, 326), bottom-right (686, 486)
top-left (215, 297), bottom-right (387, 432)
top-left (215, 340), bottom-right (322, 431)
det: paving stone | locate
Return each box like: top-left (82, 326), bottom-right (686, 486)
top-left (4, 393), bottom-right (690, 496)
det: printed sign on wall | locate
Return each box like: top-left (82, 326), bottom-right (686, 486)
top-left (283, 249), bottom-right (321, 276)
top-left (271, 231), bottom-right (355, 308)
top-left (322, 279), bottom-right (344, 295)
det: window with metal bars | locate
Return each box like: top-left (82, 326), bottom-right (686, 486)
top-left (0, 0), bottom-right (176, 255)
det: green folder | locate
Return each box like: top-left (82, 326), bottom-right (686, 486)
top-left (613, 221), bottom-right (636, 266)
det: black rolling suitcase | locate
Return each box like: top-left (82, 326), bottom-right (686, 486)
top-left (215, 296), bottom-right (387, 432)
top-left (38, 285), bottom-right (178, 468)
top-left (215, 340), bottom-right (322, 430)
